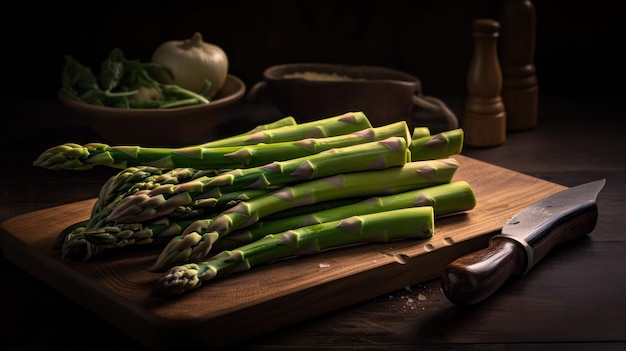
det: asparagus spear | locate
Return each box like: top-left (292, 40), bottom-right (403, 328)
top-left (82, 217), bottom-right (199, 248)
top-left (410, 128), bottom-right (464, 161)
top-left (152, 206), bottom-right (435, 297)
top-left (204, 116), bottom-right (298, 146)
top-left (208, 111), bottom-right (371, 145)
top-left (150, 158), bottom-right (459, 271)
top-left (106, 136), bottom-right (411, 224)
top-left (169, 188), bottom-right (272, 219)
top-left (412, 127), bottom-right (431, 139)
top-left (33, 111), bottom-right (372, 171)
top-left (213, 181), bottom-right (475, 250)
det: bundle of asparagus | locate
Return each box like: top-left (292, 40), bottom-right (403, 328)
top-left (34, 111), bottom-right (475, 297)
top-left (148, 157), bottom-right (461, 271)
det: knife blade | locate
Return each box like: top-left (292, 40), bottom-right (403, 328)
top-left (441, 179), bottom-right (606, 306)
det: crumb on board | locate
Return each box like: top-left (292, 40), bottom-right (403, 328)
top-left (380, 284), bottom-right (442, 312)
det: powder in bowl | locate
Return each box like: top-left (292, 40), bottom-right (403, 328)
top-left (282, 71), bottom-right (366, 81)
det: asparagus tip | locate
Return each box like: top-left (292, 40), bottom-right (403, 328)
top-left (149, 232), bottom-right (205, 272)
top-left (151, 264), bottom-right (203, 297)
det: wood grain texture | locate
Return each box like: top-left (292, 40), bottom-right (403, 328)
top-left (0, 155), bottom-right (565, 349)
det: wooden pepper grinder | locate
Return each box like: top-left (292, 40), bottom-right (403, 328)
top-left (500, 0), bottom-right (538, 131)
top-left (464, 19), bottom-right (506, 147)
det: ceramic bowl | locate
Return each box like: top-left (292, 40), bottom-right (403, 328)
top-left (249, 63), bottom-right (423, 126)
top-left (59, 74), bottom-right (246, 147)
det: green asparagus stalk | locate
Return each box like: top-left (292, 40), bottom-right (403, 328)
top-left (150, 158), bottom-right (459, 271)
top-left (33, 112), bottom-right (372, 171)
top-left (409, 129), bottom-right (464, 161)
top-left (213, 181), bottom-right (475, 250)
top-left (412, 127), bottom-right (431, 139)
top-left (204, 111), bottom-right (371, 146)
top-left (203, 116), bottom-right (298, 147)
top-left (82, 216), bottom-right (200, 248)
top-left (256, 197), bottom-right (363, 221)
top-left (169, 188), bottom-right (272, 219)
top-left (152, 206), bottom-right (435, 297)
top-left (106, 137), bottom-right (411, 224)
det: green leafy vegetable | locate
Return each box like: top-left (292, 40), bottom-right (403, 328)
top-left (61, 48), bottom-right (210, 109)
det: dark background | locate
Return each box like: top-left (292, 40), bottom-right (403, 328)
top-left (1, 2), bottom-right (624, 349)
top-left (3, 0), bottom-right (624, 100)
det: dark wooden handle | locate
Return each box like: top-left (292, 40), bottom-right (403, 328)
top-left (441, 204), bottom-right (599, 306)
top-left (441, 236), bottom-right (526, 306)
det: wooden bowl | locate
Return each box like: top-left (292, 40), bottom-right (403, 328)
top-left (250, 63), bottom-right (423, 125)
top-left (59, 74), bottom-right (246, 147)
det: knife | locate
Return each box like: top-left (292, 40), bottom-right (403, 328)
top-left (441, 179), bottom-right (606, 306)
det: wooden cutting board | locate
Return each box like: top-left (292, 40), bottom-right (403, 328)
top-left (0, 155), bottom-right (565, 349)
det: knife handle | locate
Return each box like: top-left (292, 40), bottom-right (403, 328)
top-left (441, 236), bottom-right (525, 306)
top-left (441, 204), bottom-right (599, 306)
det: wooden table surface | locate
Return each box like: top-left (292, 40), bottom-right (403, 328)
top-left (1, 95), bottom-right (624, 350)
